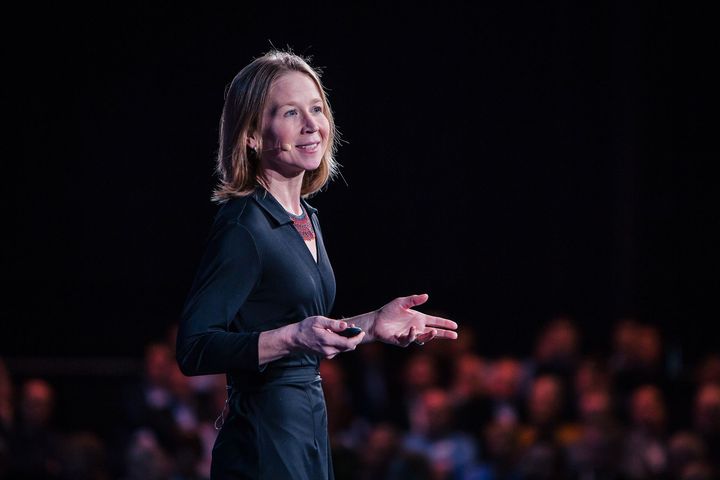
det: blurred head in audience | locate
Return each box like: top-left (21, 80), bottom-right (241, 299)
top-left (668, 431), bottom-right (707, 478)
top-left (696, 354), bottom-right (720, 385)
top-left (679, 461), bottom-right (714, 480)
top-left (450, 353), bottom-right (487, 402)
top-left (575, 357), bottom-right (610, 397)
top-left (636, 325), bottom-right (662, 369)
top-left (144, 342), bottom-right (173, 389)
top-left (578, 387), bottom-right (613, 427)
top-left (612, 319), bottom-right (663, 370)
top-left (534, 316), bottom-right (579, 369)
top-left (528, 375), bottom-right (565, 428)
top-left (57, 432), bottom-right (109, 480)
top-left (320, 359), bottom-right (345, 398)
top-left (125, 429), bottom-right (172, 480)
top-left (403, 353), bottom-right (439, 396)
top-left (320, 360), bottom-right (354, 434)
top-left (487, 357), bottom-right (524, 402)
top-left (693, 382), bottom-right (720, 436)
top-left (483, 419), bottom-right (519, 464)
top-left (409, 389), bottom-right (454, 439)
top-left (167, 361), bottom-right (193, 402)
top-left (361, 423), bottom-right (401, 472)
top-left (611, 318), bottom-right (640, 373)
top-left (630, 384), bottom-right (666, 434)
top-left (613, 318), bottom-right (639, 357)
top-left (20, 379), bottom-right (55, 429)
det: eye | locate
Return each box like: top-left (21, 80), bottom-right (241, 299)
top-left (311, 105), bottom-right (323, 114)
top-left (283, 109), bottom-right (298, 117)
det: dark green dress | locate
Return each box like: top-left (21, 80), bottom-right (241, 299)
top-left (177, 187), bottom-right (336, 479)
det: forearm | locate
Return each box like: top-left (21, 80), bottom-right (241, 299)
top-left (341, 310), bottom-right (379, 344)
top-left (176, 330), bottom-right (261, 376)
top-left (258, 324), bottom-right (298, 366)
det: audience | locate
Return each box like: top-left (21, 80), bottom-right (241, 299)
top-left (1, 315), bottom-right (718, 480)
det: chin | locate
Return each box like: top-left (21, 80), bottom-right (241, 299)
top-left (301, 157), bottom-right (323, 172)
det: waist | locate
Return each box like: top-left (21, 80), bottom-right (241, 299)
top-left (229, 364), bottom-right (320, 391)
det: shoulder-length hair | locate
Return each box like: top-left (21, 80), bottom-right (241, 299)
top-left (212, 50), bottom-right (339, 203)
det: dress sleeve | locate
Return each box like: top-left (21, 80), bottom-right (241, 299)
top-left (176, 219), bottom-right (262, 376)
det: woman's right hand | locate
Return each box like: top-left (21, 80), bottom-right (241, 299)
top-left (290, 316), bottom-right (366, 359)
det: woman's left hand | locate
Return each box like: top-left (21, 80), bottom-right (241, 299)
top-left (369, 294), bottom-right (458, 347)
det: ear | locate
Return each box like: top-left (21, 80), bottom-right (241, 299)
top-left (246, 133), bottom-right (259, 152)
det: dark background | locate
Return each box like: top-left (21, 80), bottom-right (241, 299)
top-left (1, 2), bottom-right (714, 388)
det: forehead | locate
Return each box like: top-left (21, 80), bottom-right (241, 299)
top-left (267, 71), bottom-right (322, 105)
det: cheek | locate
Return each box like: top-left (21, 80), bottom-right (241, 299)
top-left (320, 118), bottom-right (331, 140)
top-left (262, 120), bottom-right (290, 142)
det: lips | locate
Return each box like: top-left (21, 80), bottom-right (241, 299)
top-left (295, 142), bottom-right (320, 152)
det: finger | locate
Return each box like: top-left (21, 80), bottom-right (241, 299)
top-left (347, 331), bottom-right (366, 349)
top-left (317, 317), bottom-right (347, 332)
top-left (415, 329), bottom-right (437, 343)
top-left (424, 316), bottom-right (458, 330)
top-left (431, 329), bottom-right (459, 340)
top-left (321, 330), bottom-right (363, 351)
top-left (404, 325), bottom-right (418, 346)
top-left (399, 293), bottom-right (429, 309)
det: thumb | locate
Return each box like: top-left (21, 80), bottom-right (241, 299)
top-left (316, 317), bottom-right (347, 332)
top-left (399, 293), bottom-right (429, 309)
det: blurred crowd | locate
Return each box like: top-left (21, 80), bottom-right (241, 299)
top-left (1, 316), bottom-right (719, 480)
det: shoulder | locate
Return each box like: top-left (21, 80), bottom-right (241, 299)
top-left (215, 195), bottom-right (255, 225)
top-left (203, 196), bottom-right (260, 248)
top-left (212, 193), bottom-right (269, 232)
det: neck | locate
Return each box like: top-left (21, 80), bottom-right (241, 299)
top-left (261, 171), bottom-right (304, 215)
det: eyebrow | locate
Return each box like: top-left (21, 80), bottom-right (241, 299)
top-left (273, 98), bottom-right (323, 110)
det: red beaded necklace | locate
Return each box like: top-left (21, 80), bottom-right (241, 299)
top-left (289, 207), bottom-right (315, 241)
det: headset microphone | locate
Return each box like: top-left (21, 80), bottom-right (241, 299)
top-left (262, 144), bottom-right (293, 152)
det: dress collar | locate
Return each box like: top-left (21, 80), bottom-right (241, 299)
top-left (252, 187), bottom-right (318, 226)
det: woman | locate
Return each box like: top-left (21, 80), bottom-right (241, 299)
top-left (176, 50), bottom-right (458, 479)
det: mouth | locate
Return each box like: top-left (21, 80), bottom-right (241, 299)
top-left (295, 142), bottom-right (321, 153)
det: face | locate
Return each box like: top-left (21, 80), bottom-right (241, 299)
top-left (253, 71), bottom-right (330, 178)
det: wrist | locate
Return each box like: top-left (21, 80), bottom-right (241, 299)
top-left (282, 322), bottom-right (300, 352)
top-left (363, 310), bottom-right (380, 343)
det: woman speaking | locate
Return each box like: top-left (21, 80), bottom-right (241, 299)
top-left (176, 49), bottom-right (458, 479)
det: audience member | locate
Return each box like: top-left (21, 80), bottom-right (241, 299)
top-left (56, 431), bottom-right (110, 480)
top-left (466, 418), bottom-right (522, 480)
top-left (8, 378), bottom-right (61, 479)
top-left (620, 384), bottom-right (669, 479)
top-left (531, 316), bottom-right (580, 379)
top-left (667, 431), bottom-right (711, 480)
top-left (450, 353), bottom-right (493, 442)
top-left (404, 388), bottom-right (477, 480)
top-left (566, 387), bottom-right (623, 480)
top-left (693, 382), bottom-right (720, 471)
top-left (356, 423), bottom-right (433, 480)
top-left (486, 357), bottom-right (526, 424)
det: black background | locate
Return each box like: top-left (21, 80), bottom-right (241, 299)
top-left (2, 2), bottom-right (715, 367)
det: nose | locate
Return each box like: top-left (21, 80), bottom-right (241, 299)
top-left (302, 112), bottom-right (319, 133)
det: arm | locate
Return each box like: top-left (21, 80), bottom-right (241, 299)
top-left (257, 317), bottom-right (365, 365)
top-left (176, 220), bottom-right (365, 375)
top-left (343, 294), bottom-right (459, 347)
top-left (176, 221), bottom-right (263, 376)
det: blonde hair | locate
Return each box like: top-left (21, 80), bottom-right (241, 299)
top-left (212, 50), bottom-right (339, 203)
